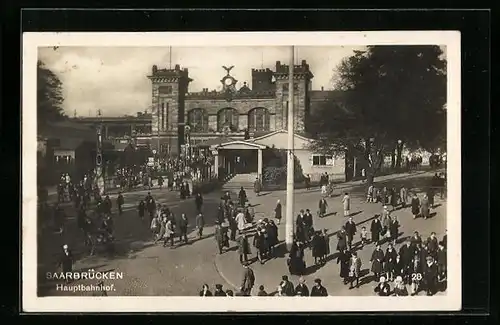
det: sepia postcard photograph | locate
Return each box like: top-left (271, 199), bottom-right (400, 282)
top-left (22, 31), bottom-right (461, 312)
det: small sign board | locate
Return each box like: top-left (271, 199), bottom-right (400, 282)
top-left (147, 157), bottom-right (155, 167)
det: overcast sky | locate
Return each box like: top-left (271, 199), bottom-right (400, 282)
top-left (38, 46), bottom-right (365, 117)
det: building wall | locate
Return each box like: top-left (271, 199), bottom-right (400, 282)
top-left (185, 98), bottom-right (276, 133)
top-left (253, 131), bottom-right (345, 182)
top-left (296, 149), bottom-right (345, 182)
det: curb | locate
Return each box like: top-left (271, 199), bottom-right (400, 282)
top-left (213, 254), bottom-right (241, 291)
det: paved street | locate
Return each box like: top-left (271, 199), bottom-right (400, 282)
top-left (38, 187), bottom-right (228, 296)
top-left (214, 170), bottom-right (447, 297)
top-left (38, 169), bottom-right (446, 296)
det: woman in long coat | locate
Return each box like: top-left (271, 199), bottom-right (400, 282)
top-left (420, 194), bottom-right (430, 219)
top-left (370, 244), bottom-right (385, 280)
top-left (382, 211), bottom-right (391, 239)
top-left (389, 216), bottom-right (400, 244)
top-left (411, 194), bottom-right (420, 219)
top-left (311, 232), bottom-right (324, 265)
top-left (322, 229), bottom-right (330, 260)
top-left (384, 243), bottom-right (398, 281)
top-left (337, 248), bottom-right (351, 284)
top-left (238, 187), bottom-right (247, 207)
top-left (235, 210), bottom-right (246, 233)
top-left (336, 228), bottom-right (347, 252)
top-left (390, 187), bottom-right (398, 210)
top-left (274, 200), bottom-right (282, 225)
top-left (253, 230), bottom-right (266, 264)
top-left (318, 198), bottom-right (328, 218)
top-left (254, 178), bottom-right (262, 196)
top-left (370, 217), bottom-right (383, 244)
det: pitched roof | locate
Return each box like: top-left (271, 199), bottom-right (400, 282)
top-left (195, 137), bottom-right (236, 148)
top-left (39, 121), bottom-right (96, 141)
top-left (251, 129), bottom-right (312, 142)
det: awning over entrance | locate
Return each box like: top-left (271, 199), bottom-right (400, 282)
top-left (211, 140), bottom-right (267, 178)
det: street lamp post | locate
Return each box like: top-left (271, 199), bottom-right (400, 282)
top-left (95, 125), bottom-right (105, 195)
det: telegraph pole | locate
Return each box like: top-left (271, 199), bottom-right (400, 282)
top-left (95, 114), bottom-right (105, 195)
top-left (157, 92), bottom-right (161, 161)
top-left (285, 46), bottom-right (295, 251)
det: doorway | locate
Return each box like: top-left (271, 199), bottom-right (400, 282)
top-left (224, 149), bottom-right (257, 174)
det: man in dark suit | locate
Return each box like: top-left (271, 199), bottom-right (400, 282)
top-left (294, 277), bottom-right (309, 296)
top-left (310, 278), bottom-right (328, 296)
top-left (423, 256), bottom-right (439, 296)
top-left (345, 217), bottom-right (357, 250)
top-left (370, 216), bottom-right (383, 244)
top-left (58, 244), bottom-right (73, 283)
top-left (280, 275), bottom-right (295, 296)
top-left (240, 264), bottom-right (255, 296)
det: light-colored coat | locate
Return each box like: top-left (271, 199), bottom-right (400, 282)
top-left (236, 212), bottom-right (246, 230)
top-left (349, 257), bottom-right (362, 277)
top-left (342, 195), bottom-right (350, 210)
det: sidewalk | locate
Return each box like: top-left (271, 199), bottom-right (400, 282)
top-left (214, 170), bottom-right (447, 296)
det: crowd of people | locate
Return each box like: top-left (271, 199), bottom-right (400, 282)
top-left (43, 157), bottom-right (447, 297)
top-left (199, 274), bottom-right (329, 297)
top-left (196, 172), bottom-right (447, 297)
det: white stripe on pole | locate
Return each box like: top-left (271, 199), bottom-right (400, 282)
top-left (285, 46), bottom-right (295, 251)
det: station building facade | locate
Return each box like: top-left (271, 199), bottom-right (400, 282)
top-left (147, 60), bottom-right (347, 182)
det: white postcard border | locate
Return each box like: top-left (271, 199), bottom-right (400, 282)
top-left (22, 31), bottom-right (461, 312)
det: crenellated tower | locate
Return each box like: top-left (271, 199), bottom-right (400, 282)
top-left (147, 64), bottom-right (192, 154)
top-left (273, 60), bottom-right (313, 132)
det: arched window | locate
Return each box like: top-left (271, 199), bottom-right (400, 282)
top-left (217, 108), bottom-right (239, 132)
top-left (248, 107), bottom-right (270, 132)
top-left (187, 108), bottom-right (208, 132)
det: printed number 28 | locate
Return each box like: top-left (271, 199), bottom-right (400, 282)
top-left (412, 273), bottom-right (422, 281)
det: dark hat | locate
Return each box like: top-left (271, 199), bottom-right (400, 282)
top-left (215, 284), bottom-right (223, 289)
top-left (282, 275), bottom-right (288, 281)
top-left (314, 278), bottom-right (322, 284)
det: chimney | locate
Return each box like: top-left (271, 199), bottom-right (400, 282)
top-left (302, 60), bottom-right (306, 66)
top-left (321, 86), bottom-right (324, 91)
top-left (276, 61), bottom-right (281, 70)
top-left (175, 64), bottom-right (180, 71)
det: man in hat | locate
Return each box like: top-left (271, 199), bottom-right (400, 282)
top-left (310, 278), bottom-right (328, 296)
top-left (423, 256), bottom-right (439, 296)
top-left (240, 264), bottom-right (255, 296)
top-left (294, 277), bottom-right (309, 296)
top-left (214, 221), bottom-right (225, 254)
top-left (374, 276), bottom-right (391, 296)
top-left (116, 191), bottom-right (124, 215)
top-left (280, 275), bottom-right (295, 296)
top-left (237, 234), bottom-right (251, 264)
top-left (344, 217), bottom-right (357, 250)
top-left (342, 192), bottom-right (351, 217)
top-left (214, 284), bottom-right (227, 296)
top-left (58, 244), bottom-right (73, 283)
top-left (195, 213), bottom-right (205, 239)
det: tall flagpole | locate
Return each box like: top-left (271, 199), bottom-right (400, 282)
top-left (285, 46), bottom-right (295, 251)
